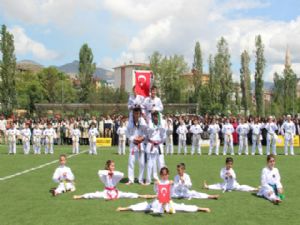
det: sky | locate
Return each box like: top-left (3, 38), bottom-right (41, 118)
top-left (0, 0), bottom-right (300, 82)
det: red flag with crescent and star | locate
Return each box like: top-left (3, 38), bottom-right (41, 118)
top-left (134, 70), bottom-right (152, 97)
top-left (158, 183), bottom-right (171, 204)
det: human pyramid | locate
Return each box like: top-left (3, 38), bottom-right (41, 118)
top-left (50, 85), bottom-right (285, 214)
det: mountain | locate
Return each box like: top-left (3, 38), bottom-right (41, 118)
top-left (57, 60), bottom-right (113, 80)
top-left (17, 60), bottom-right (44, 73)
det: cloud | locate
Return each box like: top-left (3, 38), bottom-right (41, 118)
top-left (9, 26), bottom-right (59, 60)
top-left (99, 0), bottom-right (300, 82)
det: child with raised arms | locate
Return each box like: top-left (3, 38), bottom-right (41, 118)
top-left (203, 157), bottom-right (257, 192)
top-left (73, 160), bottom-right (153, 200)
top-left (172, 163), bottom-right (219, 200)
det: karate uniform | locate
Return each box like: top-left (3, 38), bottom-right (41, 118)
top-left (52, 165), bottom-right (75, 194)
top-left (208, 124), bottom-right (220, 155)
top-left (143, 96), bottom-right (163, 123)
top-left (7, 128), bottom-right (19, 154)
top-left (190, 125), bottom-right (203, 155)
top-left (81, 170), bottom-right (138, 200)
top-left (237, 123), bottom-right (250, 155)
top-left (257, 167), bottom-right (282, 202)
top-left (250, 123), bottom-right (263, 155)
top-left (21, 128), bottom-right (31, 154)
top-left (281, 121), bottom-right (296, 155)
top-left (32, 128), bottom-right (42, 154)
top-left (126, 118), bottom-right (147, 183)
top-left (165, 123), bottom-right (174, 155)
top-left (172, 173), bottom-right (209, 199)
top-left (208, 167), bottom-right (256, 192)
top-left (264, 123), bottom-right (278, 155)
top-left (145, 120), bottom-right (166, 183)
top-left (222, 123), bottom-right (234, 155)
top-left (127, 180), bottom-right (200, 214)
top-left (43, 128), bottom-right (56, 154)
top-left (176, 124), bottom-right (188, 155)
top-left (71, 128), bottom-right (81, 154)
top-left (88, 128), bottom-right (99, 155)
top-left (117, 126), bottom-right (127, 155)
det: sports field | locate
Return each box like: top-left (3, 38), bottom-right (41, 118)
top-left (0, 145), bottom-right (299, 225)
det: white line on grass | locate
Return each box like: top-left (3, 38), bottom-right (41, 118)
top-left (0, 150), bottom-right (88, 181)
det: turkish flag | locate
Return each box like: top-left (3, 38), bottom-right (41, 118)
top-left (134, 70), bottom-right (152, 97)
top-left (157, 183), bottom-right (171, 204)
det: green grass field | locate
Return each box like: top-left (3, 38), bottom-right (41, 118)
top-left (0, 145), bottom-right (299, 225)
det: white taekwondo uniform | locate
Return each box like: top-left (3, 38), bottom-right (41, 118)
top-left (190, 124), bottom-right (203, 155)
top-left (257, 167), bottom-right (283, 202)
top-left (237, 123), bottom-right (250, 155)
top-left (126, 117), bottom-right (147, 184)
top-left (281, 121), bottom-right (296, 155)
top-left (264, 122), bottom-right (278, 155)
top-left (250, 123), bottom-right (263, 155)
top-left (43, 128), bottom-right (56, 154)
top-left (71, 128), bottom-right (81, 154)
top-left (207, 167), bottom-right (257, 192)
top-left (222, 123), bottom-right (234, 155)
top-left (145, 119), bottom-right (166, 184)
top-left (88, 127), bottom-right (99, 155)
top-left (81, 170), bottom-right (139, 200)
top-left (52, 165), bottom-right (75, 194)
top-left (208, 123), bottom-right (220, 155)
top-left (172, 173), bottom-right (210, 199)
top-left (117, 126), bottom-right (127, 155)
top-left (176, 124), bottom-right (188, 155)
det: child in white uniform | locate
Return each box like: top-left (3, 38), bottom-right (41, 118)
top-left (236, 118), bottom-right (250, 155)
top-left (222, 118), bottom-right (235, 155)
top-left (7, 123), bottom-right (19, 154)
top-left (189, 119), bottom-right (203, 155)
top-left (88, 123), bottom-right (99, 155)
top-left (257, 154), bottom-right (284, 204)
top-left (208, 119), bottom-right (220, 155)
top-left (250, 118), bottom-right (263, 155)
top-left (176, 120), bottom-right (188, 155)
top-left (73, 160), bottom-right (153, 200)
top-left (32, 124), bottom-right (42, 154)
top-left (43, 123), bottom-right (56, 154)
top-left (21, 123), bottom-right (31, 154)
top-left (71, 124), bottom-right (81, 154)
top-left (117, 167), bottom-right (211, 214)
top-left (172, 163), bottom-right (219, 200)
top-left (204, 157), bottom-right (257, 192)
top-left (145, 111), bottom-right (166, 185)
top-left (165, 118), bottom-right (174, 155)
top-left (117, 121), bottom-right (127, 155)
top-left (51, 154), bottom-right (75, 196)
top-left (281, 115), bottom-right (296, 155)
top-left (265, 116), bottom-right (278, 155)
top-left (125, 107), bottom-right (147, 185)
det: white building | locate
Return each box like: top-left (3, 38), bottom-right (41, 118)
top-left (113, 63), bottom-right (149, 92)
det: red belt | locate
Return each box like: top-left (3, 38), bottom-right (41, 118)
top-left (105, 187), bottom-right (119, 200)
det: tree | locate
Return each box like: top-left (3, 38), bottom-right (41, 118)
top-left (16, 71), bottom-right (44, 114)
top-left (149, 52), bottom-right (188, 103)
top-left (38, 67), bottom-right (69, 103)
top-left (78, 43), bottom-right (96, 103)
top-left (283, 63), bottom-right (297, 114)
top-left (240, 50), bottom-right (252, 115)
top-left (149, 51), bottom-right (162, 88)
top-left (214, 37), bottom-right (233, 113)
top-left (254, 35), bottom-right (266, 116)
top-left (0, 24), bottom-right (17, 115)
top-left (191, 41), bottom-right (203, 106)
